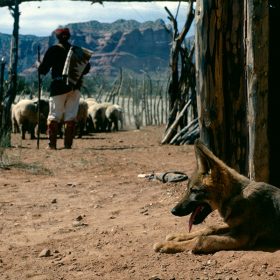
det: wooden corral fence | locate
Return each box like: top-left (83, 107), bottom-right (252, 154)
top-left (82, 70), bottom-right (171, 130)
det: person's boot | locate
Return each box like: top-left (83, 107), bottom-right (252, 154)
top-left (47, 120), bottom-right (58, 149)
top-left (64, 121), bottom-right (76, 149)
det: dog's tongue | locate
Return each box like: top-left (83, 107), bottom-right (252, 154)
top-left (188, 205), bottom-right (202, 232)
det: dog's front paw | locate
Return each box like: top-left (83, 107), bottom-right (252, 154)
top-left (166, 233), bottom-right (178, 241)
top-left (166, 233), bottom-right (190, 242)
top-left (153, 241), bottom-right (185, 254)
top-left (191, 236), bottom-right (215, 254)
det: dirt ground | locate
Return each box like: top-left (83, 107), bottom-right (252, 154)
top-left (1, 125), bottom-right (280, 280)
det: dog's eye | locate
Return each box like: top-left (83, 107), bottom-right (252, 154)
top-left (190, 187), bottom-right (200, 194)
top-left (190, 185), bottom-right (207, 194)
top-left (202, 171), bottom-right (211, 177)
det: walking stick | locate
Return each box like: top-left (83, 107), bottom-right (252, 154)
top-left (37, 45), bottom-right (42, 149)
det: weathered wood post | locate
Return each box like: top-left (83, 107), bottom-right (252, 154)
top-left (195, 0), bottom-right (247, 173)
top-left (246, 0), bottom-right (269, 182)
top-left (268, 1), bottom-right (280, 186)
top-left (0, 58), bottom-right (5, 101)
top-left (0, 57), bottom-right (6, 128)
top-left (0, 0), bottom-right (20, 147)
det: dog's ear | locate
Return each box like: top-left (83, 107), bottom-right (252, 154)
top-left (194, 139), bottom-right (220, 174)
top-left (193, 139), bottom-right (250, 186)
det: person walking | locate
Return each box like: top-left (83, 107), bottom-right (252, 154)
top-left (38, 27), bottom-right (91, 149)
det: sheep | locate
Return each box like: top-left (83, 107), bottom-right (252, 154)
top-left (85, 97), bottom-right (98, 108)
top-left (12, 98), bottom-right (49, 140)
top-left (105, 104), bottom-right (124, 132)
top-left (96, 102), bottom-right (116, 131)
top-left (87, 103), bottom-right (104, 132)
top-left (76, 99), bottom-right (89, 138)
top-left (11, 103), bottom-right (20, 133)
top-left (34, 99), bottom-right (49, 135)
top-left (84, 99), bottom-right (99, 133)
top-left (87, 102), bottom-right (112, 132)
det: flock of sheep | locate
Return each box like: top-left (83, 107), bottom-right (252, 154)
top-left (11, 97), bottom-right (124, 140)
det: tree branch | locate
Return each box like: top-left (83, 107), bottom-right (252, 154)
top-left (0, 0), bottom-right (191, 8)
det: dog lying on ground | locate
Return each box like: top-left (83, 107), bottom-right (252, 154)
top-left (154, 139), bottom-right (280, 254)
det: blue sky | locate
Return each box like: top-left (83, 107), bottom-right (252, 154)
top-left (0, 1), bottom-right (193, 36)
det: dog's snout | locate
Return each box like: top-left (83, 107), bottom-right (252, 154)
top-left (171, 207), bottom-right (177, 215)
top-left (171, 202), bottom-right (192, 217)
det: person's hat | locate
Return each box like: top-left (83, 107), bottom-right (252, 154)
top-left (55, 28), bottom-right (70, 39)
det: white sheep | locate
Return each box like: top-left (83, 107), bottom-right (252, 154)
top-left (105, 104), bottom-right (124, 132)
top-left (85, 97), bottom-right (98, 108)
top-left (88, 102), bottom-right (114, 132)
top-left (76, 99), bottom-right (89, 138)
top-left (11, 103), bottom-right (20, 133)
top-left (12, 98), bottom-right (49, 140)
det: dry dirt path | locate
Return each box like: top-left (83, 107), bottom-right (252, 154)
top-left (0, 126), bottom-right (280, 280)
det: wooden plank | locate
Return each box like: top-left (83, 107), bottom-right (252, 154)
top-left (246, 0), bottom-right (269, 181)
top-left (0, 0), bottom-right (191, 8)
top-left (195, 0), bottom-right (247, 173)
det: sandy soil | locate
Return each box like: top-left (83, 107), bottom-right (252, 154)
top-left (1, 125), bottom-right (280, 280)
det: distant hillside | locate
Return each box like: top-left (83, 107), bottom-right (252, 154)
top-left (0, 19), bottom-right (178, 78)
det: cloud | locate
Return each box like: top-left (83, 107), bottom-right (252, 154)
top-left (0, 1), bottom-right (190, 36)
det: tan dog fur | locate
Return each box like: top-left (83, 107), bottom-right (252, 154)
top-left (154, 140), bottom-right (280, 254)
